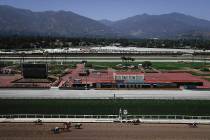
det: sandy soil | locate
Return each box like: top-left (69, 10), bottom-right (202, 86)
top-left (0, 123), bottom-right (210, 140)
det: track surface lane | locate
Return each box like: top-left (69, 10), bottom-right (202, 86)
top-left (1, 56), bottom-right (210, 62)
top-left (0, 89), bottom-right (210, 100)
top-left (0, 123), bottom-right (210, 140)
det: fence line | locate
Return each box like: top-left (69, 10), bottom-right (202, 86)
top-left (1, 114), bottom-right (210, 120)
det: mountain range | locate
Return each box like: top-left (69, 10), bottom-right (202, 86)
top-left (1, 5), bottom-right (210, 39)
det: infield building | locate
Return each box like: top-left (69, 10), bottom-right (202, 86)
top-left (60, 64), bottom-right (203, 90)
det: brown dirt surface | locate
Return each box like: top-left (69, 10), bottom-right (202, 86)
top-left (0, 123), bottom-right (210, 140)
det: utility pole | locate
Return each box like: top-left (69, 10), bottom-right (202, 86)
top-left (146, 39), bottom-right (149, 48)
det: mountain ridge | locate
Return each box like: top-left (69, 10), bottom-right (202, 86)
top-left (107, 12), bottom-right (210, 38)
top-left (1, 5), bottom-right (210, 39)
top-left (0, 5), bottom-right (115, 37)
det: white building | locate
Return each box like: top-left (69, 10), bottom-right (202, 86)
top-left (114, 72), bottom-right (144, 83)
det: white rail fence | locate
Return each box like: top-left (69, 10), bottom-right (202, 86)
top-left (1, 114), bottom-right (210, 120)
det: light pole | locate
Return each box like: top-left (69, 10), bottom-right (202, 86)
top-left (85, 72), bottom-right (88, 90)
top-left (44, 51), bottom-right (48, 65)
top-left (119, 108), bottom-right (122, 120)
top-left (203, 49), bottom-right (206, 66)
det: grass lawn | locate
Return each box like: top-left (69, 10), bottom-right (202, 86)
top-left (1, 61), bottom-right (207, 71)
top-left (152, 62), bottom-right (205, 70)
top-left (204, 78), bottom-right (210, 82)
top-left (189, 72), bottom-right (210, 76)
top-left (86, 62), bottom-right (206, 70)
top-left (1, 99), bottom-right (210, 116)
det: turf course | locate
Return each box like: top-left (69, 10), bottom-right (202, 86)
top-left (89, 62), bottom-right (206, 70)
top-left (1, 99), bottom-right (210, 116)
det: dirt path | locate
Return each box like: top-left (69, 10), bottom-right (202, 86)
top-left (0, 123), bottom-right (210, 140)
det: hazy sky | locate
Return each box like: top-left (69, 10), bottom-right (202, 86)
top-left (0, 0), bottom-right (210, 21)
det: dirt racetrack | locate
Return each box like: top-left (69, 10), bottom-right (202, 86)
top-left (0, 123), bottom-right (210, 140)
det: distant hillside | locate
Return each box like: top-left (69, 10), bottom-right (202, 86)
top-left (1, 5), bottom-right (210, 39)
top-left (108, 13), bottom-right (210, 38)
top-left (99, 19), bottom-right (114, 26)
top-left (0, 5), bottom-right (114, 37)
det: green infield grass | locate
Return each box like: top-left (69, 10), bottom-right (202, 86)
top-left (0, 99), bottom-right (210, 116)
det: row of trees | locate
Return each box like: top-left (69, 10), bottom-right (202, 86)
top-left (0, 35), bottom-right (210, 50)
top-left (121, 56), bottom-right (135, 63)
top-left (120, 56), bottom-right (152, 69)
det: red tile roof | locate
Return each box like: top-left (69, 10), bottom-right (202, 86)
top-left (144, 73), bottom-right (203, 83)
top-left (59, 64), bottom-right (210, 89)
top-left (115, 72), bottom-right (144, 75)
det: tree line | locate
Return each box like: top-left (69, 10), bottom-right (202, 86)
top-left (0, 35), bottom-right (210, 50)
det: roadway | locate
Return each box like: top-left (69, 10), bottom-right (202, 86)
top-left (0, 88), bottom-right (210, 100)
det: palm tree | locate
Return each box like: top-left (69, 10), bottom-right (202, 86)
top-left (131, 58), bottom-right (135, 62)
top-left (121, 56), bottom-right (126, 63)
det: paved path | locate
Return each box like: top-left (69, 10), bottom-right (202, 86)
top-left (0, 89), bottom-right (210, 100)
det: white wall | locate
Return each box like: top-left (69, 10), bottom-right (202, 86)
top-left (115, 75), bottom-right (144, 83)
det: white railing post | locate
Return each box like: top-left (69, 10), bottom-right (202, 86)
top-left (2, 114), bottom-right (210, 122)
